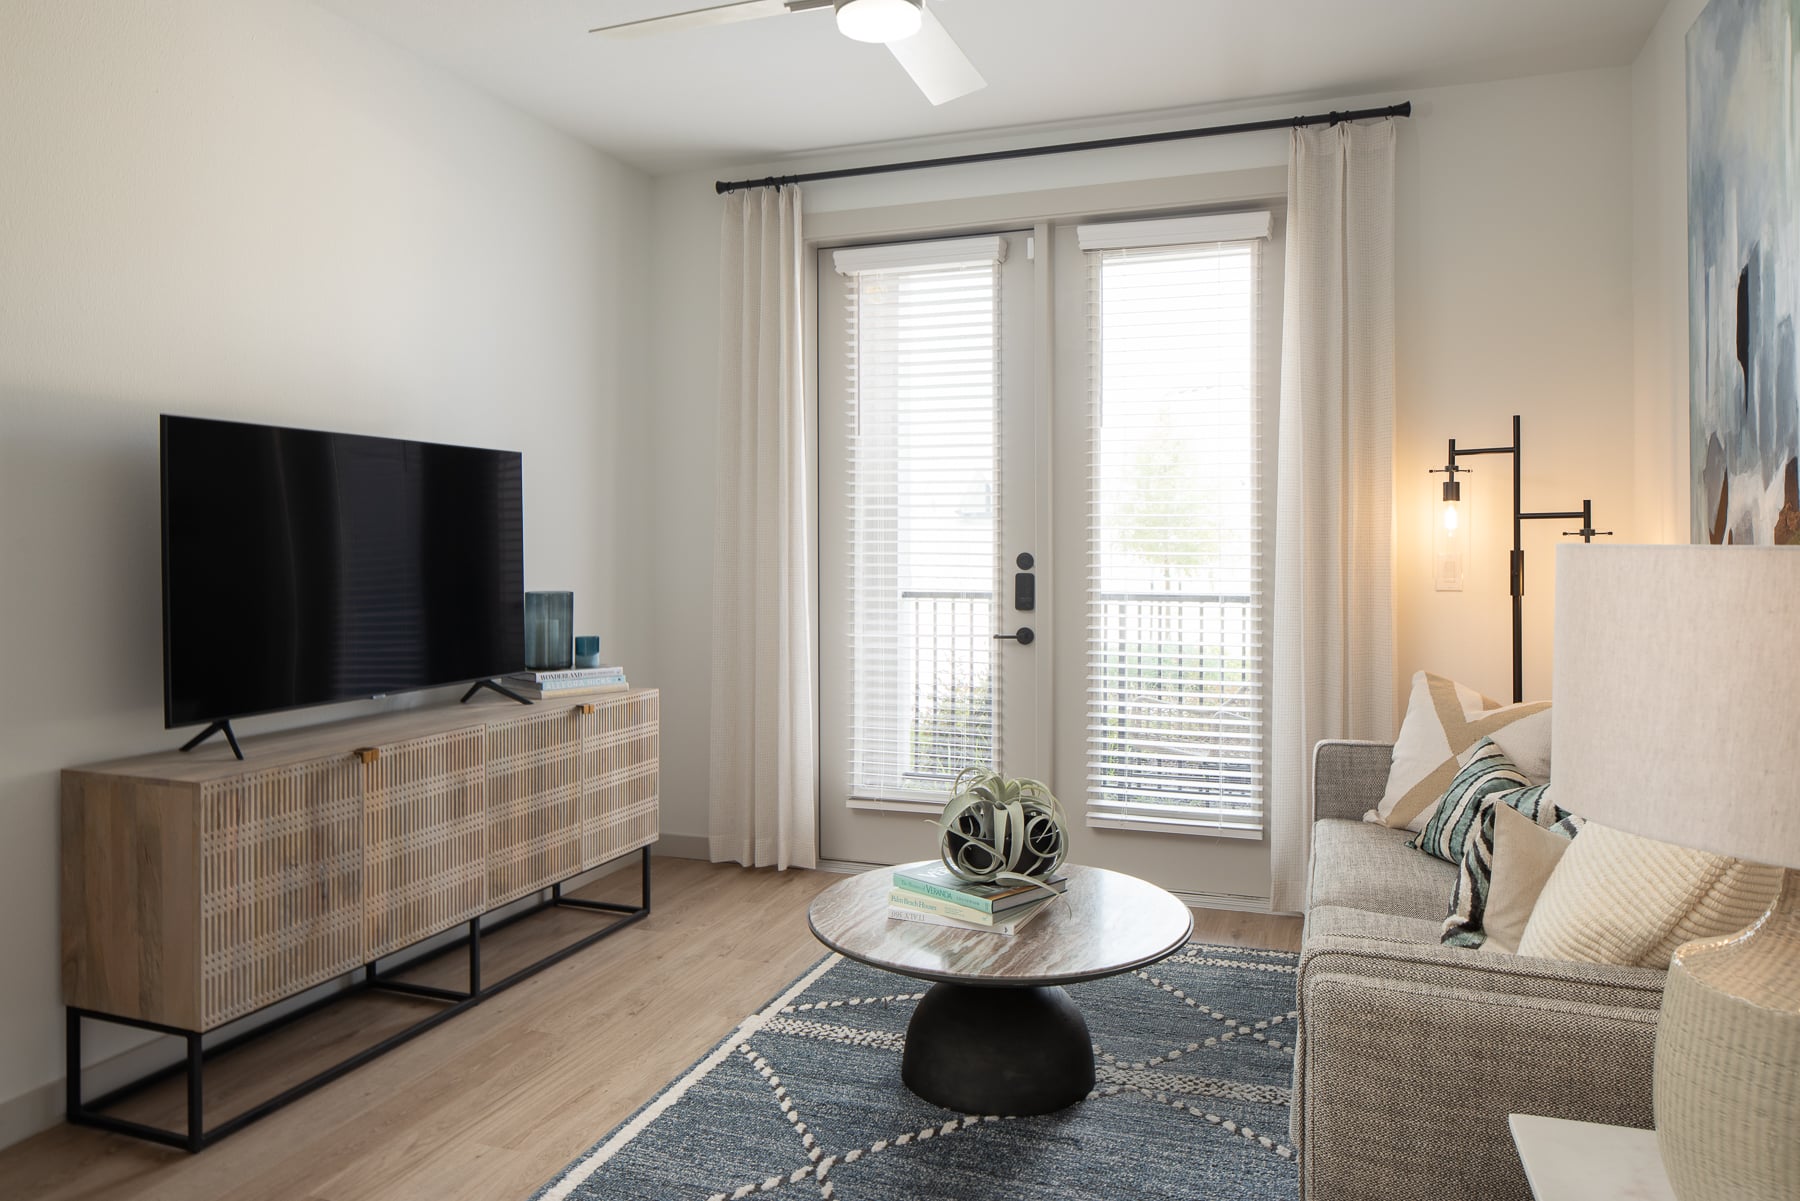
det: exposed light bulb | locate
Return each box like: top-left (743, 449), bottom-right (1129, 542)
top-left (835, 0), bottom-right (923, 44)
top-left (1433, 473), bottom-right (1466, 592)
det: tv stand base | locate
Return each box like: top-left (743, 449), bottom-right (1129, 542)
top-left (178, 719), bottom-right (243, 760)
top-left (67, 848), bottom-right (652, 1152)
top-left (460, 678), bottom-right (532, 706)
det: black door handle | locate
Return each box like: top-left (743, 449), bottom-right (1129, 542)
top-left (993, 627), bottom-right (1035, 646)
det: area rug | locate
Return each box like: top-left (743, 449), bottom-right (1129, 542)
top-left (533, 943), bottom-right (1300, 1201)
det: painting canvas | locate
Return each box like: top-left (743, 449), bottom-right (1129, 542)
top-left (1689, 0), bottom-right (1800, 544)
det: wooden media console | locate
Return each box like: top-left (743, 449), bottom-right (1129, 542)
top-left (60, 687), bottom-right (659, 1150)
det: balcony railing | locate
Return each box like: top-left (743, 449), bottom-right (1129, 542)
top-left (1090, 589), bottom-right (1259, 807)
top-left (889, 588), bottom-right (1259, 808)
top-left (901, 589), bottom-right (995, 787)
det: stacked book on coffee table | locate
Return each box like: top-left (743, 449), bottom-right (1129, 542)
top-left (888, 861), bottom-right (1068, 936)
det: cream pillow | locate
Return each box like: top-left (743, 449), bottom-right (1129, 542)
top-left (1476, 707), bottom-right (1552, 783)
top-left (1478, 803), bottom-right (1575, 955)
top-left (1368, 671), bottom-right (1551, 831)
top-left (1518, 822), bottom-right (1785, 969)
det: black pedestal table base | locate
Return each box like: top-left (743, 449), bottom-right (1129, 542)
top-left (899, 981), bottom-right (1095, 1116)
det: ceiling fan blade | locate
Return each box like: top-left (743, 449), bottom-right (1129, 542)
top-left (886, 5), bottom-right (986, 105)
top-left (590, 0), bottom-right (830, 38)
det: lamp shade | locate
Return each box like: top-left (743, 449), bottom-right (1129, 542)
top-left (1551, 543), bottom-right (1800, 868)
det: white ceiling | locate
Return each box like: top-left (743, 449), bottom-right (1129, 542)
top-left (317, 0), bottom-right (1669, 174)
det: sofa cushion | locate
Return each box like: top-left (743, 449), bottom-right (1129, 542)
top-left (1518, 822), bottom-right (1785, 968)
top-left (1409, 738), bottom-right (1531, 864)
top-left (1309, 818), bottom-right (1458, 922)
top-left (1476, 804), bottom-right (1579, 955)
top-left (1439, 783), bottom-right (1580, 951)
top-left (1370, 671), bottom-right (1551, 831)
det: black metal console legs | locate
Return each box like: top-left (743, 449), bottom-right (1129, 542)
top-left (66, 847), bottom-right (652, 1153)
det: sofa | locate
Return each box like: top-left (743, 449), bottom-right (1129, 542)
top-left (1291, 740), bottom-right (1667, 1201)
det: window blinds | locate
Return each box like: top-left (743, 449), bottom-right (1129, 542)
top-left (834, 237), bottom-right (1005, 804)
top-left (1085, 231), bottom-right (1266, 836)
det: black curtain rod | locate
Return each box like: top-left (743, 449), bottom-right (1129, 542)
top-left (715, 101), bottom-right (1411, 195)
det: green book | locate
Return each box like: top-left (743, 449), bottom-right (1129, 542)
top-left (892, 861), bottom-right (1066, 914)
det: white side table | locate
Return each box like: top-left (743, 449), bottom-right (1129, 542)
top-left (1509, 1114), bottom-right (1676, 1201)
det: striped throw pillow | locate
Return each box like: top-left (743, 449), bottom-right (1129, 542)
top-left (1441, 784), bottom-right (1582, 949)
top-left (1408, 738), bottom-right (1529, 864)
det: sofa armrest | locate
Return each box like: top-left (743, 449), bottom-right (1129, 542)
top-left (1293, 973), bottom-right (1658, 1201)
top-left (1311, 740), bottom-right (1393, 824)
top-left (1292, 906), bottom-right (1666, 1201)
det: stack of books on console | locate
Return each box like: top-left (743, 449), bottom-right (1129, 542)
top-left (887, 861), bottom-right (1067, 936)
top-left (505, 665), bottom-right (629, 699)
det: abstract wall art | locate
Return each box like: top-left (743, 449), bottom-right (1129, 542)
top-left (1689, 0), bottom-right (1800, 544)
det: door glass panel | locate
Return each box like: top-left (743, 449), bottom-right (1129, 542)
top-left (842, 254), bottom-right (1003, 803)
top-left (1086, 240), bottom-right (1265, 832)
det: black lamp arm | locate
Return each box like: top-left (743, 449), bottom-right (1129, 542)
top-left (1427, 416), bottom-right (1608, 704)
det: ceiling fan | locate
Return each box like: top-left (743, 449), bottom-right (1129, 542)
top-left (589, 0), bottom-right (986, 106)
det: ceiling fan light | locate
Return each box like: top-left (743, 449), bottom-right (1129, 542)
top-left (835, 0), bottom-right (923, 44)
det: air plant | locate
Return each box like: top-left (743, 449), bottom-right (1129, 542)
top-left (933, 766), bottom-right (1070, 896)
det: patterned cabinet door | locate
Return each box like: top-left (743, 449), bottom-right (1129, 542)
top-left (578, 690), bottom-right (660, 870)
top-left (199, 757), bottom-right (364, 1029)
top-left (485, 706), bottom-right (581, 907)
top-left (362, 727), bottom-right (487, 960)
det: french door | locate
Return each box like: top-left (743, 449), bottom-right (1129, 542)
top-left (817, 231), bottom-right (1044, 866)
top-left (816, 212), bottom-right (1280, 896)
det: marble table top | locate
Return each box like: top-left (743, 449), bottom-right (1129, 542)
top-left (807, 863), bottom-right (1194, 988)
top-left (1509, 1114), bottom-right (1675, 1201)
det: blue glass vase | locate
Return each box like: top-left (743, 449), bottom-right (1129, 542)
top-left (524, 591), bottom-right (574, 671)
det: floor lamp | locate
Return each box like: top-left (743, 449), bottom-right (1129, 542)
top-left (1431, 414), bottom-right (1609, 703)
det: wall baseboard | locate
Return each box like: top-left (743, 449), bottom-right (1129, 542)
top-left (1167, 889), bottom-right (1274, 914)
top-left (654, 833), bottom-right (709, 860)
top-left (0, 1078), bottom-right (60, 1154)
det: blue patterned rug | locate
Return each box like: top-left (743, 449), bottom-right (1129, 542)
top-left (533, 943), bottom-right (1300, 1201)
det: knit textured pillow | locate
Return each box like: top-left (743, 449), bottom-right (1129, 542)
top-left (1408, 738), bottom-right (1530, 864)
top-left (1440, 782), bottom-right (1581, 950)
top-left (1518, 822), bottom-right (1785, 968)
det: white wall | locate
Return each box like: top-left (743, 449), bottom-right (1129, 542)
top-left (0, 0), bottom-right (653, 1146)
top-left (1394, 69), bottom-right (1638, 706)
top-left (648, 67), bottom-right (1642, 894)
top-left (1632, 0), bottom-right (1707, 540)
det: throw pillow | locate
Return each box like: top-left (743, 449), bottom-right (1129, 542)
top-left (1479, 804), bottom-right (1579, 954)
top-left (1481, 707), bottom-right (1552, 784)
top-left (1408, 738), bottom-right (1530, 864)
top-left (1518, 822), bottom-right (1785, 969)
top-left (1367, 671), bottom-right (1551, 831)
top-left (1442, 788), bottom-right (1581, 951)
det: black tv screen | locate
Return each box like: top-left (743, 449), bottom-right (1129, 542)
top-left (161, 415), bottom-right (525, 728)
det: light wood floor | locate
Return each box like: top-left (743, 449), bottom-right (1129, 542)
top-left (1, 857), bottom-right (1301, 1201)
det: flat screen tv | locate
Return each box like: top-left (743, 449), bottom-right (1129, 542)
top-left (161, 415), bottom-right (525, 733)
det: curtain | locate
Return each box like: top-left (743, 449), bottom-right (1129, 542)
top-left (1268, 121), bottom-right (1398, 914)
top-left (709, 185), bottom-right (818, 870)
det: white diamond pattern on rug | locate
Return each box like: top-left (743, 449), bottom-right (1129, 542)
top-left (534, 943), bottom-right (1300, 1201)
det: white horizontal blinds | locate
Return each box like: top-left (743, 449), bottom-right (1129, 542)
top-left (1084, 216), bottom-right (1267, 834)
top-left (835, 237), bottom-right (1005, 803)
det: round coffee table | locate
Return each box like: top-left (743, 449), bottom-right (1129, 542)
top-left (807, 862), bottom-right (1193, 1116)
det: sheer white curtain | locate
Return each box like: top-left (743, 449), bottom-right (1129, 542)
top-left (709, 184), bottom-right (817, 870)
top-left (1268, 121), bottom-right (1398, 914)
